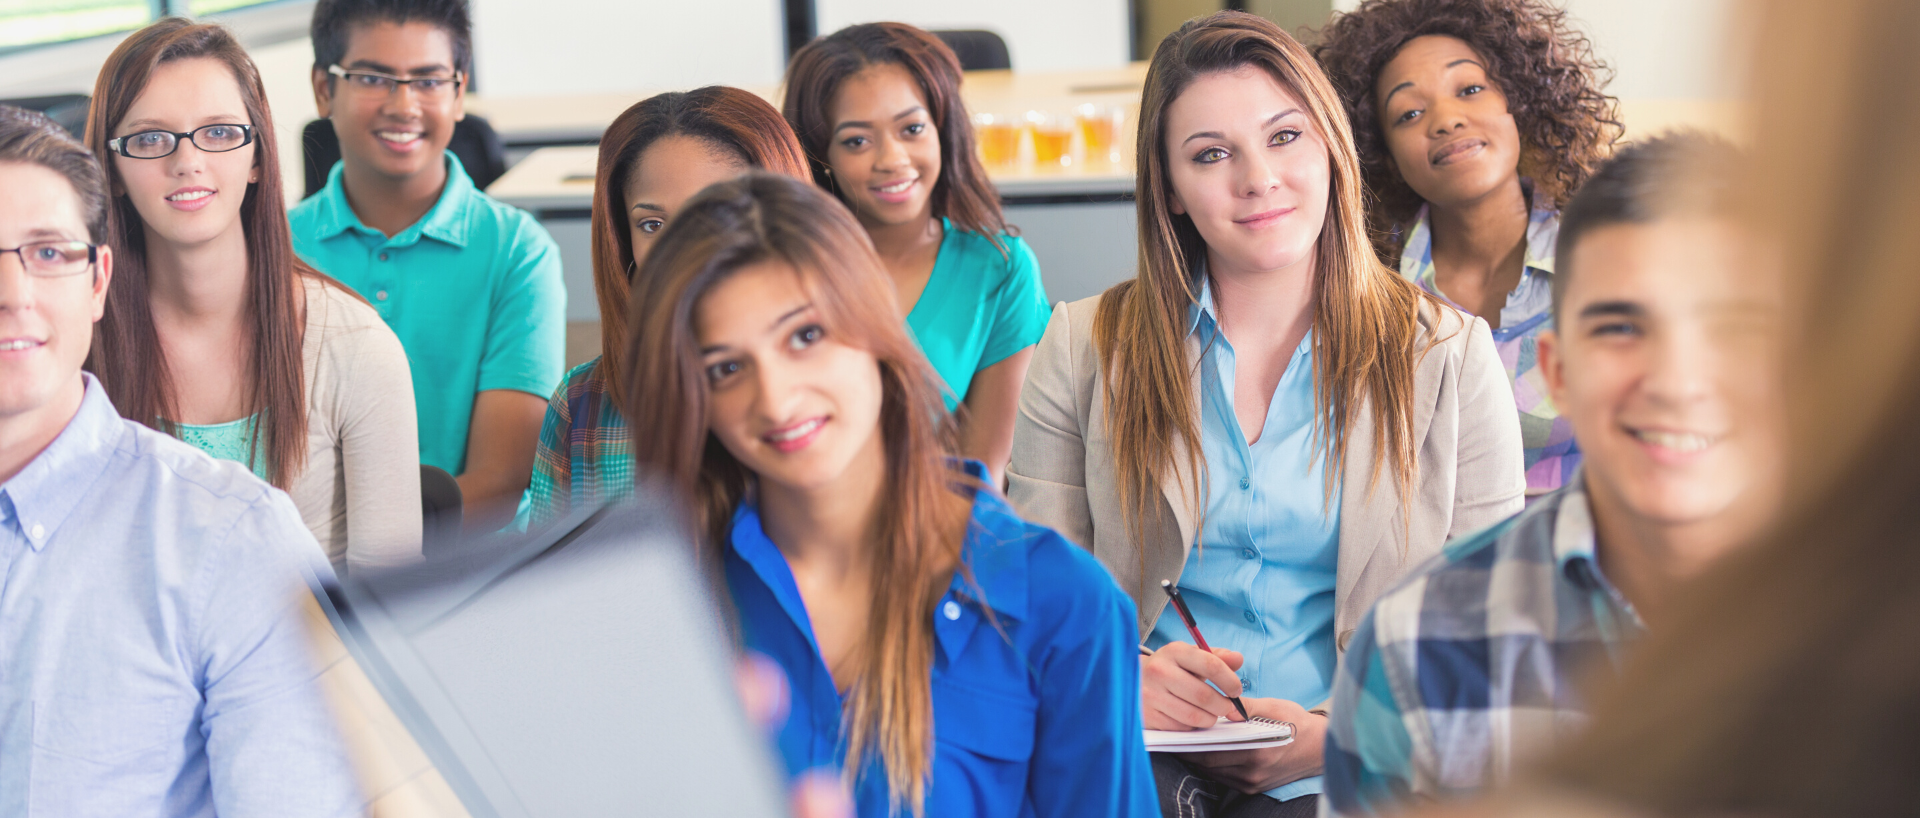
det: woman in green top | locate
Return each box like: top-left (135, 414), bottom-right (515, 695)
top-left (526, 87), bottom-right (811, 526)
top-left (784, 22), bottom-right (1052, 485)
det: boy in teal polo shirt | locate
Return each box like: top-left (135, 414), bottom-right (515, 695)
top-left (291, 0), bottom-right (564, 530)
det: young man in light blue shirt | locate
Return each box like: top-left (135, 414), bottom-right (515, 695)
top-left (291, 0), bottom-right (565, 529)
top-left (0, 108), bottom-right (359, 816)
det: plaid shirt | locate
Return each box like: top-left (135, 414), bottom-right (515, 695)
top-left (1399, 189), bottom-right (1578, 496)
top-left (1324, 472), bottom-right (1644, 816)
top-left (527, 357), bottom-right (633, 527)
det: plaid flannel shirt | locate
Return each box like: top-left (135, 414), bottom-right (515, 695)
top-left (527, 357), bottom-right (633, 527)
top-left (1324, 472), bottom-right (1644, 816)
top-left (1399, 188), bottom-right (1578, 496)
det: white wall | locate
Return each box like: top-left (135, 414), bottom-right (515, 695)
top-left (470, 0), bottom-right (788, 98)
top-left (1331, 0), bottom-right (1741, 99)
top-left (815, 0), bottom-right (1130, 73)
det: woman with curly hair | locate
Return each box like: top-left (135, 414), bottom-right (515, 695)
top-left (1313, 0), bottom-right (1620, 499)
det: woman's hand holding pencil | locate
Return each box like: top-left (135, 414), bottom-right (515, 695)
top-left (1139, 580), bottom-right (1254, 731)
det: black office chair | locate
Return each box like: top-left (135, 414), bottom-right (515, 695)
top-left (1, 94), bottom-right (90, 138)
top-left (302, 115), bottom-right (509, 198)
top-left (420, 464), bottom-right (463, 556)
top-left (932, 30), bottom-right (1012, 72)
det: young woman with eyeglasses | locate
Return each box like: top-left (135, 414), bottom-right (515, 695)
top-left (85, 18), bottom-right (422, 574)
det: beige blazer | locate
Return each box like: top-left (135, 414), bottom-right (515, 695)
top-left (1008, 293), bottom-right (1525, 653)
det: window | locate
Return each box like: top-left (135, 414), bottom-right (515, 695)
top-left (0, 0), bottom-right (284, 51)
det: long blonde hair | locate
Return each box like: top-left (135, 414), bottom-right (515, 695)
top-left (1093, 11), bottom-right (1436, 570)
top-left (622, 173), bottom-right (971, 815)
top-left (1541, 1), bottom-right (1920, 814)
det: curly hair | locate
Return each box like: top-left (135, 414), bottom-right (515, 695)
top-left (1311, 0), bottom-right (1621, 261)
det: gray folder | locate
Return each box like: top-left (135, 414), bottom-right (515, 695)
top-left (316, 493), bottom-right (788, 818)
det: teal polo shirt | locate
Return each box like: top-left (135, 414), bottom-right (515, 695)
top-left (289, 153), bottom-right (566, 476)
top-left (905, 220), bottom-right (1051, 411)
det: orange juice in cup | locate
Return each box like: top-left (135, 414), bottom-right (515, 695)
top-left (1075, 103), bottom-right (1124, 164)
top-left (1026, 110), bottom-right (1073, 167)
top-left (973, 112), bottom-right (1020, 168)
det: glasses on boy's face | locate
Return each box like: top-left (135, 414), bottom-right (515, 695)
top-left (328, 65), bottom-right (464, 99)
top-left (106, 124), bottom-right (253, 160)
top-left (1, 241), bottom-right (99, 278)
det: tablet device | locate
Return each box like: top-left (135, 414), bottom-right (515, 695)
top-left (316, 493), bottom-right (787, 818)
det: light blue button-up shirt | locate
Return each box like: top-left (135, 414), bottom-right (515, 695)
top-left (1146, 281), bottom-right (1340, 802)
top-left (0, 375), bottom-right (359, 817)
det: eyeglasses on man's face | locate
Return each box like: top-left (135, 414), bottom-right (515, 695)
top-left (0, 240), bottom-right (99, 278)
top-left (106, 123), bottom-right (253, 160)
top-left (328, 65), bottom-right (465, 99)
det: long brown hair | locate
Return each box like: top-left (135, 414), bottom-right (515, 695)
top-left (84, 18), bottom-right (310, 489)
top-left (624, 172), bottom-right (971, 814)
top-left (1095, 11), bottom-right (1435, 557)
top-left (1540, 0), bottom-right (1920, 814)
top-left (589, 86), bottom-right (809, 406)
top-left (781, 22), bottom-right (1010, 250)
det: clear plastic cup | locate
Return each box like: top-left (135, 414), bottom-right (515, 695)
top-left (973, 111), bottom-right (1021, 169)
top-left (1026, 109), bottom-right (1074, 167)
top-left (1075, 103), bottom-right (1125, 165)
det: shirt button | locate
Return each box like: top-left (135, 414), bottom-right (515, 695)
top-left (375, 290), bottom-right (389, 301)
top-left (1241, 548), bottom-right (1256, 560)
top-left (1239, 676), bottom-right (1253, 692)
top-left (29, 523), bottom-right (45, 539)
top-left (1239, 477), bottom-right (1251, 490)
top-left (378, 252), bottom-right (389, 261)
top-left (942, 600), bottom-right (962, 621)
top-left (1243, 609), bottom-right (1257, 624)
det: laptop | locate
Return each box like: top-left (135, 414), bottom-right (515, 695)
top-left (316, 493), bottom-right (788, 818)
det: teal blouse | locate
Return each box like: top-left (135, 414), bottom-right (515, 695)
top-left (905, 220), bottom-right (1052, 411)
top-left (173, 415), bottom-right (271, 481)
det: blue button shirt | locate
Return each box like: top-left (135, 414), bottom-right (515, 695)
top-left (726, 462), bottom-right (1158, 817)
top-left (289, 153), bottom-right (567, 475)
top-left (0, 375), bottom-right (358, 817)
top-left (1146, 281), bottom-right (1340, 802)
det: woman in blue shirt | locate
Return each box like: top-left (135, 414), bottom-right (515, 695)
top-left (622, 173), bottom-right (1156, 817)
top-left (1008, 13), bottom-right (1525, 816)
top-left (784, 22), bottom-right (1051, 485)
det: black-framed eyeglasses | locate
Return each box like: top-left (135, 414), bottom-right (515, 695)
top-left (106, 124), bottom-right (253, 160)
top-left (327, 64), bottom-right (464, 98)
top-left (1, 240), bottom-right (99, 278)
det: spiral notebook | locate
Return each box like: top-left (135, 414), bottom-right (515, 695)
top-left (1146, 716), bottom-right (1297, 753)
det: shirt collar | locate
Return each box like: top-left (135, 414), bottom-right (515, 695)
top-left (309, 152), bottom-right (476, 249)
top-left (724, 459), bottom-right (1032, 634)
top-left (1, 373), bottom-right (125, 552)
top-left (1182, 273), bottom-right (1313, 358)
top-left (1186, 270), bottom-right (1217, 338)
top-left (1400, 181), bottom-right (1561, 281)
top-left (1551, 469), bottom-right (1646, 627)
top-left (1550, 469), bottom-right (1599, 574)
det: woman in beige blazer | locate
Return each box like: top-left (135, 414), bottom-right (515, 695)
top-left (1007, 11), bottom-right (1523, 814)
